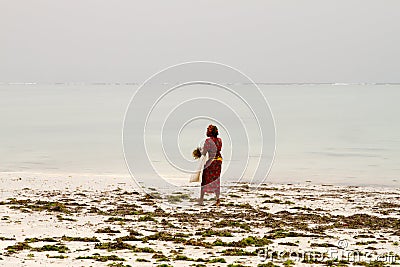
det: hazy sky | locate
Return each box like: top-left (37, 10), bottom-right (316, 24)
top-left (1, 1), bottom-right (399, 83)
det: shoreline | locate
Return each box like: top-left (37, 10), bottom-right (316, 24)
top-left (1, 171), bottom-right (399, 189)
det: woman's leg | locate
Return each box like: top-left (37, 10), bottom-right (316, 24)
top-left (215, 191), bottom-right (220, 206)
top-left (198, 187), bottom-right (205, 205)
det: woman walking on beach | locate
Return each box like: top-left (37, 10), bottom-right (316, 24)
top-left (198, 125), bottom-right (222, 206)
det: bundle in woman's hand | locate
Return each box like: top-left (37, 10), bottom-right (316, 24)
top-left (190, 149), bottom-right (206, 183)
top-left (192, 147), bottom-right (201, 159)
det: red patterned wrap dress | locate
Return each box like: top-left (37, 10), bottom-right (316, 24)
top-left (201, 137), bottom-right (222, 194)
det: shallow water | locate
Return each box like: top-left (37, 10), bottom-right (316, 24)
top-left (0, 84), bottom-right (399, 187)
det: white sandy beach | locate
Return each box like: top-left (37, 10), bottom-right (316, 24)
top-left (1, 175), bottom-right (399, 267)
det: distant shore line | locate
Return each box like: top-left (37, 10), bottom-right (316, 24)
top-left (1, 82), bottom-right (400, 86)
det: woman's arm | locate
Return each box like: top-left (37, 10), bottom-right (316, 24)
top-left (201, 139), bottom-right (211, 156)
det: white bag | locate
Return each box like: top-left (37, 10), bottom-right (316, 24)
top-left (190, 155), bottom-right (207, 183)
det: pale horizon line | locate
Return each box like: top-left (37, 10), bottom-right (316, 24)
top-left (1, 82), bottom-right (400, 86)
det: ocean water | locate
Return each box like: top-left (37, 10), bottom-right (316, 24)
top-left (0, 84), bottom-right (399, 187)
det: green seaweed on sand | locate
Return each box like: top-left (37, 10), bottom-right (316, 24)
top-left (105, 217), bottom-right (133, 222)
top-left (182, 238), bottom-right (213, 248)
top-left (46, 254), bottom-right (68, 259)
top-left (132, 246), bottom-right (155, 253)
top-left (119, 190), bottom-right (139, 196)
top-left (310, 242), bottom-right (337, 248)
top-left (7, 199), bottom-right (74, 214)
top-left (127, 229), bottom-right (143, 236)
top-left (153, 253), bottom-right (170, 262)
top-left (4, 198), bottom-right (31, 205)
top-left (266, 229), bottom-right (321, 239)
top-left (95, 227), bottom-right (121, 234)
top-left (214, 219), bottom-right (251, 231)
top-left (213, 236), bottom-right (273, 247)
top-left (138, 215), bottom-right (156, 222)
top-left (234, 236), bottom-right (273, 247)
top-left (236, 203), bottom-right (257, 210)
top-left (56, 215), bottom-right (77, 221)
top-left (136, 258), bottom-right (150, 262)
top-left (31, 244), bottom-right (69, 253)
top-left (283, 259), bottom-right (295, 266)
top-left (355, 240), bottom-right (378, 245)
top-left (161, 218), bottom-right (178, 228)
top-left (76, 248), bottom-right (90, 252)
top-left (239, 184), bottom-right (250, 190)
top-left (156, 264), bottom-right (173, 267)
top-left (354, 234), bottom-right (375, 239)
top-left (378, 202), bottom-right (400, 209)
top-left (166, 193), bottom-right (190, 203)
top-left (174, 254), bottom-right (194, 261)
top-left (95, 240), bottom-right (155, 253)
top-left (108, 263), bottom-right (132, 267)
top-left (142, 231), bottom-right (187, 243)
top-left (136, 231), bottom-right (211, 248)
top-left (0, 236), bottom-right (15, 241)
top-left (37, 201), bottom-right (74, 213)
top-left (195, 229), bottom-right (233, 237)
top-left (263, 199), bottom-right (294, 205)
top-left (61, 236), bottom-right (99, 242)
top-left (24, 237), bottom-right (58, 243)
top-left (104, 204), bottom-right (143, 216)
top-left (95, 241), bottom-right (135, 251)
top-left (115, 235), bottom-right (142, 242)
top-left (208, 257), bottom-right (226, 263)
top-left (76, 254), bottom-right (125, 262)
top-left (115, 229), bottom-right (143, 242)
top-left (221, 248), bottom-right (257, 256)
top-left (227, 264), bottom-right (251, 267)
top-left (257, 263), bottom-right (280, 267)
top-left (107, 263), bottom-right (132, 267)
top-left (289, 206), bottom-right (313, 211)
top-left (278, 242), bottom-right (299, 247)
top-left (5, 242), bottom-right (32, 253)
top-left (333, 213), bottom-right (400, 230)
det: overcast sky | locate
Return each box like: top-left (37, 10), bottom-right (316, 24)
top-left (1, 0), bottom-right (399, 83)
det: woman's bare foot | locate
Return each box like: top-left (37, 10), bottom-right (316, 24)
top-left (197, 199), bottom-right (204, 206)
top-left (215, 199), bottom-right (220, 207)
